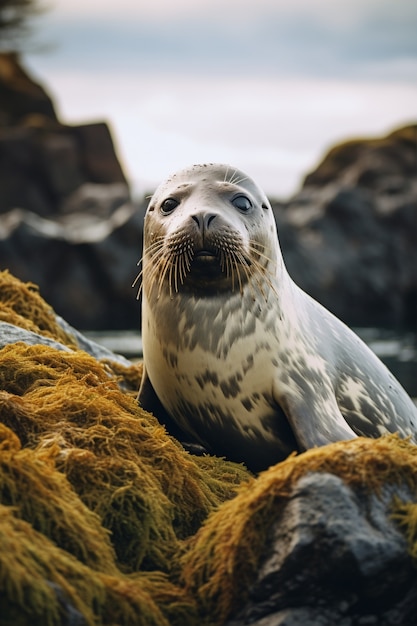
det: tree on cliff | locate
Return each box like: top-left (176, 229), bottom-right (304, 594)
top-left (0, 0), bottom-right (43, 51)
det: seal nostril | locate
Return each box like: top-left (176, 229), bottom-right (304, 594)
top-left (191, 215), bottom-right (202, 230)
top-left (206, 214), bottom-right (216, 229)
top-left (191, 213), bottom-right (216, 232)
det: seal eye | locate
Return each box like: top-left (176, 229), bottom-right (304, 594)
top-left (232, 195), bottom-right (252, 212)
top-left (161, 197), bottom-right (179, 215)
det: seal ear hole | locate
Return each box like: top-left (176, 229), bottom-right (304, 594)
top-left (262, 203), bottom-right (269, 210)
top-left (161, 197), bottom-right (180, 215)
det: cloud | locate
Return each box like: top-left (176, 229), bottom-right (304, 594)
top-left (26, 1), bottom-right (416, 197)
top-left (38, 1), bottom-right (417, 83)
top-left (52, 0), bottom-right (411, 22)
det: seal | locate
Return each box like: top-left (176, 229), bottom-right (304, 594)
top-left (137, 163), bottom-right (417, 472)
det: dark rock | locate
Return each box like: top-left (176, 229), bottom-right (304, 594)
top-left (0, 52), bottom-right (140, 330)
top-left (0, 203), bottom-right (143, 330)
top-left (276, 123), bottom-right (417, 330)
top-left (0, 118), bottom-right (128, 217)
top-left (0, 52), bottom-right (57, 126)
top-left (60, 182), bottom-right (130, 217)
top-left (225, 473), bottom-right (417, 626)
top-left (302, 126), bottom-right (417, 189)
top-left (0, 52), bottom-right (128, 219)
top-left (71, 122), bottom-right (127, 185)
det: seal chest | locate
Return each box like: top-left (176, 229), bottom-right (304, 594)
top-left (138, 163), bottom-right (417, 472)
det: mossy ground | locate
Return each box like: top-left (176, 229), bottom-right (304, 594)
top-left (0, 270), bottom-right (416, 625)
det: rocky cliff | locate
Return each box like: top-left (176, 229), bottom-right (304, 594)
top-left (278, 124), bottom-right (417, 329)
top-left (0, 52), bottom-right (416, 331)
top-left (0, 52), bottom-right (140, 330)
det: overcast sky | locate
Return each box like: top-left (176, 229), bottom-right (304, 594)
top-left (25, 0), bottom-right (417, 197)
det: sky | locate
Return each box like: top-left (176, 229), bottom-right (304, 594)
top-left (23, 0), bottom-right (417, 198)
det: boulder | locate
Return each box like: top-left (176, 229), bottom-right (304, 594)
top-left (0, 205), bottom-right (144, 330)
top-left (224, 473), bottom-right (417, 626)
top-left (0, 53), bottom-right (128, 218)
top-left (275, 124), bottom-right (417, 329)
top-left (182, 437), bottom-right (417, 626)
top-left (0, 51), bottom-right (57, 126)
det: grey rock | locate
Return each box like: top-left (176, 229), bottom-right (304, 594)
top-left (0, 320), bottom-right (132, 370)
top-left (0, 322), bottom-right (72, 353)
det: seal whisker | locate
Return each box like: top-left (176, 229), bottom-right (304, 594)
top-left (233, 248), bottom-right (260, 300)
top-left (156, 256), bottom-right (173, 299)
top-left (226, 251), bottom-right (235, 291)
top-left (225, 168), bottom-right (236, 184)
top-left (226, 168), bottom-right (249, 186)
top-left (226, 169), bottom-right (245, 186)
top-left (185, 247), bottom-right (193, 273)
top-left (132, 267), bottom-right (142, 290)
top-left (230, 250), bottom-right (245, 294)
top-left (166, 256), bottom-right (176, 297)
top-left (145, 238), bottom-right (166, 257)
top-left (249, 255), bottom-right (279, 299)
top-left (178, 251), bottom-right (186, 286)
top-left (247, 241), bottom-right (276, 265)
top-left (132, 272), bottom-right (144, 300)
top-left (219, 249), bottom-right (228, 275)
top-left (132, 239), bottom-right (165, 294)
top-left (231, 175), bottom-right (249, 186)
top-left (175, 255), bottom-right (182, 291)
top-left (171, 257), bottom-right (178, 295)
top-left (174, 256), bottom-right (181, 294)
top-left (142, 254), bottom-right (166, 298)
top-left (246, 241), bottom-right (280, 298)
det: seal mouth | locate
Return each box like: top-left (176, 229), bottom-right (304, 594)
top-left (194, 250), bottom-right (217, 260)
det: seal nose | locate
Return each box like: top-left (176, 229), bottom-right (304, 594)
top-left (191, 212), bottom-right (217, 233)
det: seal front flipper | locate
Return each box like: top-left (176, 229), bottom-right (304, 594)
top-left (138, 366), bottom-right (207, 453)
top-left (278, 393), bottom-right (357, 451)
top-left (137, 366), bottom-right (183, 435)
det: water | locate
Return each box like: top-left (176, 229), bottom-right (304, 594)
top-left (85, 328), bottom-right (417, 400)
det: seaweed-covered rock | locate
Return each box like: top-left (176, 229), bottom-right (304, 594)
top-left (182, 438), bottom-right (417, 626)
top-left (224, 472), bottom-right (417, 626)
top-left (0, 270), bottom-right (250, 625)
top-left (1, 271), bottom-right (417, 625)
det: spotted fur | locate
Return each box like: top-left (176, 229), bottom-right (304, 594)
top-left (138, 163), bottom-right (417, 472)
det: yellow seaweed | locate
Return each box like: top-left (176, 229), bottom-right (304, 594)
top-left (181, 435), bottom-right (417, 624)
top-left (1, 269), bottom-right (417, 625)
